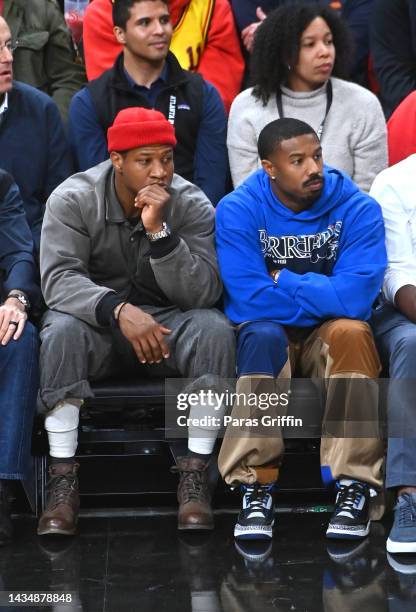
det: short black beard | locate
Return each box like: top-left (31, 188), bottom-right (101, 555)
top-left (298, 191), bottom-right (323, 207)
top-left (276, 183), bottom-right (323, 211)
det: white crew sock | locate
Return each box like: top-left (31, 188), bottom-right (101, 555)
top-left (45, 398), bottom-right (82, 459)
top-left (188, 396), bottom-right (225, 456)
top-left (191, 592), bottom-right (221, 612)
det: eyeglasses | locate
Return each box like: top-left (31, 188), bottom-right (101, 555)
top-left (0, 41), bottom-right (18, 57)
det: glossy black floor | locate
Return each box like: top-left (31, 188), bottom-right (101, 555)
top-left (1, 509), bottom-right (415, 612)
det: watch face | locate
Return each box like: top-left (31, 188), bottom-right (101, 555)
top-left (10, 293), bottom-right (29, 308)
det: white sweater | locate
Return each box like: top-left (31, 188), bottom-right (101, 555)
top-left (370, 155), bottom-right (416, 304)
top-left (227, 78), bottom-right (388, 193)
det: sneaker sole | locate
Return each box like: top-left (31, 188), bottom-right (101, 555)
top-left (387, 538), bottom-right (416, 554)
top-left (326, 521), bottom-right (370, 540)
top-left (234, 521), bottom-right (274, 540)
top-left (234, 540), bottom-right (273, 562)
top-left (387, 552), bottom-right (416, 574)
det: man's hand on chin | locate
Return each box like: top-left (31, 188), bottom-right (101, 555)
top-left (134, 183), bottom-right (170, 233)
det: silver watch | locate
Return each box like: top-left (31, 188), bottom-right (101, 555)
top-left (7, 290), bottom-right (30, 310)
top-left (146, 222), bottom-right (171, 242)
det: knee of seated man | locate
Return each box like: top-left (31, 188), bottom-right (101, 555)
top-left (17, 320), bottom-right (38, 347)
top-left (238, 321), bottom-right (287, 351)
top-left (0, 320), bottom-right (38, 359)
top-left (188, 308), bottom-right (235, 343)
top-left (40, 312), bottom-right (89, 349)
top-left (392, 329), bottom-right (416, 360)
top-left (325, 318), bottom-right (373, 347)
top-left (324, 318), bottom-right (380, 376)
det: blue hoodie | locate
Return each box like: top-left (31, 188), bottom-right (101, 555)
top-left (216, 166), bottom-right (387, 327)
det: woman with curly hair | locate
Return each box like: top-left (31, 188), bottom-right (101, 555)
top-left (227, 2), bottom-right (387, 192)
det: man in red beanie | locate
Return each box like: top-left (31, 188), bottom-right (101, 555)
top-left (37, 107), bottom-right (235, 536)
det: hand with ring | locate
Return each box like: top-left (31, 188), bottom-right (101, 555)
top-left (0, 296), bottom-right (27, 346)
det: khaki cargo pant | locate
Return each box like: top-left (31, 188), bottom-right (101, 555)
top-left (218, 319), bottom-right (385, 514)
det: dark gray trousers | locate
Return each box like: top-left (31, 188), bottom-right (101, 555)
top-left (39, 305), bottom-right (236, 412)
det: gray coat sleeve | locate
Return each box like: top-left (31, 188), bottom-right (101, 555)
top-left (40, 193), bottom-right (114, 326)
top-left (150, 181), bottom-right (223, 309)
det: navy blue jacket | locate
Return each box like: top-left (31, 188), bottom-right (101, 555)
top-left (0, 81), bottom-right (72, 253)
top-left (68, 56), bottom-right (228, 206)
top-left (0, 170), bottom-right (39, 306)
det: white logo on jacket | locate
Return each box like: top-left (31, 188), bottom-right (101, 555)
top-left (259, 222), bottom-right (343, 266)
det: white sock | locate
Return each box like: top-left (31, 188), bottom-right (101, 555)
top-left (45, 398), bottom-right (82, 459)
top-left (191, 592), bottom-right (221, 612)
top-left (188, 436), bottom-right (217, 455)
top-left (188, 397), bottom-right (225, 456)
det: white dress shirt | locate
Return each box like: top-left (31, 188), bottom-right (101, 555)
top-left (370, 154), bottom-right (416, 304)
top-left (0, 92), bottom-right (8, 117)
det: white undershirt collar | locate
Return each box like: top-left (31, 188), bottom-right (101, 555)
top-left (0, 92), bottom-right (9, 115)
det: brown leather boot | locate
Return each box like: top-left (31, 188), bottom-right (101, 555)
top-left (37, 463), bottom-right (80, 536)
top-left (171, 456), bottom-right (214, 531)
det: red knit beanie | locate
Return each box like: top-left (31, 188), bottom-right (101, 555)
top-left (107, 107), bottom-right (177, 153)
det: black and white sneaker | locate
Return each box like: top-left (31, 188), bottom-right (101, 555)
top-left (326, 479), bottom-right (371, 540)
top-left (234, 483), bottom-right (274, 540)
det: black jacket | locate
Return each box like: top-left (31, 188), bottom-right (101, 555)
top-left (370, 0), bottom-right (416, 118)
top-left (87, 52), bottom-right (204, 183)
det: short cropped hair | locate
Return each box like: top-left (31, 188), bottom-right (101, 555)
top-left (251, 2), bottom-right (352, 105)
top-left (112, 0), bottom-right (169, 30)
top-left (258, 118), bottom-right (318, 159)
